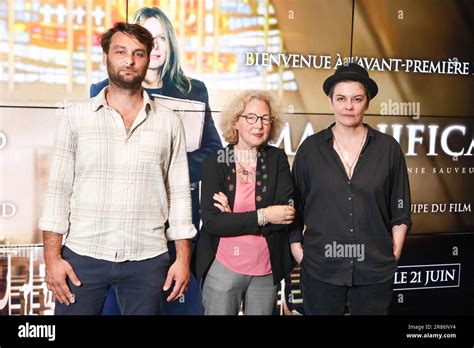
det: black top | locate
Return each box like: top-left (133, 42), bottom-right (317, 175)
top-left (192, 145), bottom-right (295, 285)
top-left (290, 123), bottom-right (412, 286)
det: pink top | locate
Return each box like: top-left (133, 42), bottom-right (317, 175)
top-left (215, 177), bottom-right (272, 276)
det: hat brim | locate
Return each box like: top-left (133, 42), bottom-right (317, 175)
top-left (323, 72), bottom-right (378, 99)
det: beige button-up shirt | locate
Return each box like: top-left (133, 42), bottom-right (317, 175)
top-left (39, 88), bottom-right (196, 262)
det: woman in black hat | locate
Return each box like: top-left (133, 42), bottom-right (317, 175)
top-left (290, 63), bottom-right (412, 315)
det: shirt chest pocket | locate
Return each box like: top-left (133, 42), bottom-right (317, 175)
top-left (138, 131), bottom-right (169, 165)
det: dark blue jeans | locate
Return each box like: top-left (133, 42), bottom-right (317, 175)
top-left (101, 241), bottom-right (205, 315)
top-left (55, 246), bottom-right (170, 315)
top-left (301, 265), bottom-right (394, 315)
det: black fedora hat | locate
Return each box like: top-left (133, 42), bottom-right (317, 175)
top-left (323, 63), bottom-right (378, 99)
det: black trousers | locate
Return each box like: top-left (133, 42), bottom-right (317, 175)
top-left (300, 265), bottom-right (394, 315)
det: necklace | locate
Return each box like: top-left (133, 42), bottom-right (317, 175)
top-left (235, 149), bottom-right (257, 183)
top-left (332, 127), bottom-right (367, 179)
top-left (236, 163), bottom-right (256, 183)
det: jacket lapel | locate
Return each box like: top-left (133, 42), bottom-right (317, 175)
top-left (223, 145), bottom-right (237, 208)
top-left (255, 145), bottom-right (270, 209)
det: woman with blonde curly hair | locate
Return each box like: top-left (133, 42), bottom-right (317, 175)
top-left (192, 90), bottom-right (296, 315)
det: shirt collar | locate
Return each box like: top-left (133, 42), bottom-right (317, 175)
top-left (91, 86), bottom-right (155, 114)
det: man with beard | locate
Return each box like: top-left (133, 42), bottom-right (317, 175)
top-left (39, 23), bottom-right (196, 315)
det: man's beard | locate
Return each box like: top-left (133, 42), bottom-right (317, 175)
top-left (107, 59), bottom-right (147, 91)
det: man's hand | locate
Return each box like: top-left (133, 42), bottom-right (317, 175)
top-left (43, 231), bottom-right (81, 305)
top-left (45, 256), bottom-right (81, 305)
top-left (163, 258), bottom-right (190, 302)
top-left (163, 239), bottom-right (191, 302)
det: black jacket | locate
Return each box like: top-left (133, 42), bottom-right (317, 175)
top-left (192, 144), bottom-right (295, 285)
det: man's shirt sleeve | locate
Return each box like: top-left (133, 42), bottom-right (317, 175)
top-left (39, 111), bottom-right (77, 234)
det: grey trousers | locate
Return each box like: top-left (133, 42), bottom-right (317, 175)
top-left (202, 258), bottom-right (278, 315)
